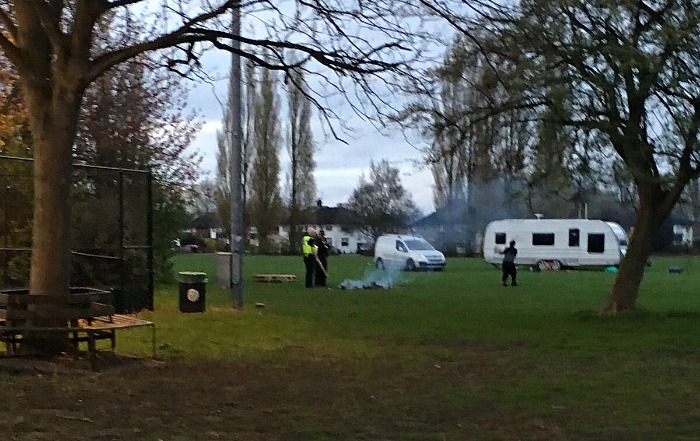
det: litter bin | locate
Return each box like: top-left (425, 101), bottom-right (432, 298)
top-left (178, 271), bottom-right (207, 313)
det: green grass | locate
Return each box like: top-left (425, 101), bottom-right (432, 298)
top-left (5, 254), bottom-right (700, 440)
top-left (158, 254), bottom-right (700, 436)
top-left (149, 253), bottom-right (700, 353)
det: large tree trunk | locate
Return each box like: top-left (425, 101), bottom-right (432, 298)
top-left (14, 3), bottom-right (84, 300)
top-left (10, 2), bottom-right (84, 354)
top-left (18, 59), bottom-right (83, 353)
top-left (21, 85), bottom-right (82, 353)
top-left (28, 97), bottom-right (77, 298)
top-left (601, 187), bottom-right (665, 315)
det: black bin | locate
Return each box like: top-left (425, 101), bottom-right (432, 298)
top-left (178, 271), bottom-right (207, 313)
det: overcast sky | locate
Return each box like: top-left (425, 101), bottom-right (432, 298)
top-left (185, 50), bottom-right (437, 216)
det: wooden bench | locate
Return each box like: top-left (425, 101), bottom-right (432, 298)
top-left (0, 288), bottom-right (155, 364)
top-left (255, 274), bottom-right (297, 283)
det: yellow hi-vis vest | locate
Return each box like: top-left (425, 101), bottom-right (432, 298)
top-left (301, 234), bottom-right (312, 257)
top-left (302, 235), bottom-right (316, 256)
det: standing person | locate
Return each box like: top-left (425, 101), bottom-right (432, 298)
top-left (315, 230), bottom-right (330, 287)
top-left (499, 240), bottom-right (518, 287)
top-left (302, 228), bottom-right (319, 288)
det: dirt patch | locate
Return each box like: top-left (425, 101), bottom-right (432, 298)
top-left (0, 352), bottom-right (164, 375)
top-left (0, 344), bottom-right (562, 441)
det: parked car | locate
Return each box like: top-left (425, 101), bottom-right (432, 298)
top-left (181, 244), bottom-right (200, 253)
top-left (374, 234), bottom-right (446, 271)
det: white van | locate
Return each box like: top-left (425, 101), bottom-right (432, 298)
top-left (374, 234), bottom-right (446, 271)
top-left (482, 218), bottom-right (628, 270)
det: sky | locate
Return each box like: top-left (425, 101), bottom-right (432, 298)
top-left (185, 51), bottom-right (437, 216)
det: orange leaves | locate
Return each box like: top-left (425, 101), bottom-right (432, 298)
top-left (0, 58), bottom-right (27, 148)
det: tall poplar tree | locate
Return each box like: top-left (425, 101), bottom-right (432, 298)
top-left (216, 59), bottom-right (256, 239)
top-left (286, 67), bottom-right (316, 254)
top-left (249, 62), bottom-right (282, 254)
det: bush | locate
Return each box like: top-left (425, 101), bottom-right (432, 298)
top-left (204, 238), bottom-right (217, 253)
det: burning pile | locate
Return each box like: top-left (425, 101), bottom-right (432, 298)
top-left (339, 269), bottom-right (397, 290)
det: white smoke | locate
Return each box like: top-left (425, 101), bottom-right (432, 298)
top-left (339, 265), bottom-right (404, 290)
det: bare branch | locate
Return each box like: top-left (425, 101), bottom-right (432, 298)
top-left (0, 28), bottom-right (20, 65)
top-left (0, 7), bottom-right (17, 41)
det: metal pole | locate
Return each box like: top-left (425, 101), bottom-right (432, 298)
top-left (230, 4), bottom-right (244, 309)
top-left (146, 171), bottom-right (154, 310)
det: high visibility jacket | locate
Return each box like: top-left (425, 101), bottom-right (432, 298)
top-left (302, 235), bottom-right (317, 256)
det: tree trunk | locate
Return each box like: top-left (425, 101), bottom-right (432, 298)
top-left (29, 108), bottom-right (75, 297)
top-left (601, 196), bottom-right (659, 315)
top-left (289, 202), bottom-right (300, 255)
top-left (22, 79), bottom-right (82, 353)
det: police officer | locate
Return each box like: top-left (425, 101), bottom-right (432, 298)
top-left (302, 228), bottom-right (319, 288)
top-left (315, 230), bottom-right (330, 286)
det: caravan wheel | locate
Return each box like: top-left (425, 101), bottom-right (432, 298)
top-left (536, 260), bottom-right (562, 271)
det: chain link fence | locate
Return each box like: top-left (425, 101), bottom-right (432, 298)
top-left (0, 155), bottom-right (153, 313)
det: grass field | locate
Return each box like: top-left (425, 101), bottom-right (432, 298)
top-left (2, 253), bottom-right (700, 440)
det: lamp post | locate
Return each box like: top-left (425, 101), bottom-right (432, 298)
top-left (229, 4), bottom-right (244, 309)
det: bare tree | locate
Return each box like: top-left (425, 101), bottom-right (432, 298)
top-left (0, 1), bottom-right (441, 349)
top-left (346, 159), bottom-right (421, 241)
top-left (286, 65), bottom-right (316, 254)
top-left (215, 127), bottom-right (233, 238)
top-left (215, 58), bottom-right (257, 243)
top-left (248, 60), bottom-right (282, 253)
top-left (435, 1), bottom-right (700, 313)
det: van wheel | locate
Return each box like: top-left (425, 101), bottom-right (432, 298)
top-left (376, 258), bottom-right (385, 270)
top-left (551, 260), bottom-right (562, 271)
top-left (405, 259), bottom-right (416, 271)
top-left (537, 260), bottom-right (548, 271)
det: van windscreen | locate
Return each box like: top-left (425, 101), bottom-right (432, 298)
top-left (404, 239), bottom-right (434, 251)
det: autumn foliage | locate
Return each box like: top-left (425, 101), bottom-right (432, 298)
top-left (0, 56), bottom-right (26, 150)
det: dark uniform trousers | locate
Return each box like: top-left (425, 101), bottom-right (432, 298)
top-left (502, 262), bottom-right (517, 285)
top-left (304, 254), bottom-right (316, 288)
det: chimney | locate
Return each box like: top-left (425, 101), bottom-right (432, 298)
top-left (316, 199), bottom-right (323, 207)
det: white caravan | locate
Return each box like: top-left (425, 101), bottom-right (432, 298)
top-left (482, 219), bottom-right (628, 270)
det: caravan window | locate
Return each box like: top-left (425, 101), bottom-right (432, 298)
top-left (532, 233), bottom-right (555, 246)
top-left (587, 234), bottom-right (605, 253)
top-left (495, 233), bottom-right (506, 245)
top-left (569, 229), bottom-right (580, 247)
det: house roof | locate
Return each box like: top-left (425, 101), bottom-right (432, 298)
top-left (288, 205), bottom-right (364, 227)
top-left (315, 206), bottom-right (363, 226)
top-left (189, 212), bottom-right (223, 229)
top-left (412, 203), bottom-right (469, 228)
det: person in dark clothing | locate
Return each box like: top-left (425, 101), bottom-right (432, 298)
top-left (302, 228), bottom-right (319, 288)
top-left (315, 230), bottom-right (330, 286)
top-left (499, 240), bottom-right (518, 287)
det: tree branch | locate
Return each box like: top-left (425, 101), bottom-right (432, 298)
top-left (25, 0), bottom-right (66, 58)
top-left (0, 7), bottom-right (17, 41)
top-left (0, 30), bottom-right (20, 67)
